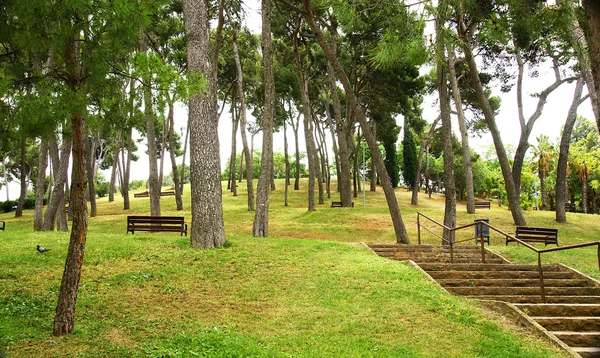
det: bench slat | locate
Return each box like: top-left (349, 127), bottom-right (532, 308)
top-left (506, 226), bottom-right (558, 246)
top-left (127, 216), bottom-right (187, 236)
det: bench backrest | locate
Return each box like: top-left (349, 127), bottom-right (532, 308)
top-left (516, 226), bottom-right (558, 237)
top-left (127, 216), bottom-right (184, 225)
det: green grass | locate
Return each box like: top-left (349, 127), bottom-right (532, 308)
top-left (0, 179), bottom-right (588, 357)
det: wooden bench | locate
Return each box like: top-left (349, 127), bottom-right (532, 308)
top-left (160, 191), bottom-right (175, 196)
top-left (126, 216), bottom-right (187, 236)
top-left (331, 201), bottom-right (354, 208)
top-left (474, 201), bottom-right (491, 210)
top-left (0, 221), bottom-right (5, 230)
top-left (134, 191), bottom-right (150, 198)
top-left (565, 203), bottom-right (575, 212)
top-left (506, 226), bottom-right (558, 246)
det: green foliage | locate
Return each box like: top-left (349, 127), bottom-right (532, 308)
top-left (95, 182), bottom-right (110, 198)
top-left (130, 179), bottom-right (147, 191)
top-left (1, 200), bottom-right (14, 213)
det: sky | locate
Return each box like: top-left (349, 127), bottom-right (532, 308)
top-left (0, 1), bottom-right (594, 202)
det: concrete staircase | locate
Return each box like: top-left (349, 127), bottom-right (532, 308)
top-left (367, 244), bottom-right (600, 357)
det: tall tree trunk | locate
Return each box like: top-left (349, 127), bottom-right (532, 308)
top-left (167, 102), bottom-right (183, 210)
top-left (448, 49), bottom-right (475, 214)
top-left (324, 91), bottom-right (340, 191)
top-left (231, 28), bottom-right (253, 210)
top-left (158, 119), bottom-right (167, 189)
top-left (33, 138), bottom-right (48, 231)
top-left (229, 92), bottom-right (238, 196)
top-left (557, 83), bottom-right (587, 222)
top-left (540, 168), bottom-right (548, 210)
top-left (2, 157), bottom-right (8, 201)
top-left (582, 0), bottom-right (600, 132)
top-left (512, 52), bottom-right (567, 197)
top-left (140, 31), bottom-right (161, 217)
top-left (121, 129), bottom-right (133, 210)
top-left (295, 30), bottom-right (319, 212)
top-left (15, 135), bottom-right (27, 218)
top-left (291, 114), bottom-right (301, 190)
top-left (582, 167), bottom-right (589, 214)
top-left (86, 135), bottom-right (97, 218)
top-left (108, 144), bottom-right (117, 202)
top-left (436, 7), bottom-right (456, 244)
top-left (53, 109), bottom-right (87, 337)
top-left (34, 139), bottom-right (48, 231)
top-left (180, 124), bottom-right (189, 195)
top-left (304, 0), bottom-right (409, 243)
top-left (327, 61), bottom-right (353, 206)
top-left (44, 138), bottom-right (70, 231)
top-left (458, 14), bottom-right (527, 226)
top-left (284, 119), bottom-right (289, 207)
top-left (252, 0), bottom-right (275, 237)
top-left (183, 0), bottom-right (226, 247)
top-left (412, 117), bottom-right (440, 205)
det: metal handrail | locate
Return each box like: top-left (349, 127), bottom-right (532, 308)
top-left (416, 212), bottom-right (600, 303)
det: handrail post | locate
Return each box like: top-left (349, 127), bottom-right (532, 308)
top-left (538, 253), bottom-right (546, 303)
top-left (597, 244), bottom-right (599, 270)
top-left (417, 214), bottom-right (421, 245)
top-left (480, 222), bottom-right (486, 263)
top-left (450, 240), bottom-right (454, 264)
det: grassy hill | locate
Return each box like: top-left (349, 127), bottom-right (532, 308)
top-left (2, 179), bottom-right (595, 357)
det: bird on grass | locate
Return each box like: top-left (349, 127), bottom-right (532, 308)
top-left (36, 245), bottom-right (51, 253)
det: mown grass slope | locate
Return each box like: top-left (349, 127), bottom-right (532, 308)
top-left (1, 179), bottom-right (592, 357)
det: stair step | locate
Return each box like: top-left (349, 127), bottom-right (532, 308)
top-left (448, 286), bottom-right (600, 296)
top-left (551, 331), bottom-right (600, 347)
top-left (514, 304), bottom-right (600, 317)
top-left (409, 259), bottom-right (506, 264)
top-left (572, 347), bottom-right (600, 358)
top-left (437, 278), bottom-right (591, 288)
top-left (419, 263), bottom-right (562, 272)
top-left (463, 295), bottom-right (600, 304)
top-left (532, 317), bottom-right (600, 332)
top-left (427, 270), bottom-right (575, 280)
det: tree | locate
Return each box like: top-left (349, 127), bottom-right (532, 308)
top-left (531, 135), bottom-right (555, 210)
top-left (253, 0), bottom-right (275, 236)
top-left (183, 0), bottom-right (226, 248)
top-left (401, 127), bottom-right (416, 188)
top-left (302, 0), bottom-right (418, 244)
top-left (582, 0), bottom-right (600, 132)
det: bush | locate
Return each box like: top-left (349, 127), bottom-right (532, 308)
top-left (1, 200), bottom-right (14, 213)
top-left (95, 182), bottom-right (109, 198)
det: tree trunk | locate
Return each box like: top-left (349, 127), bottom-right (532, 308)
top-left (108, 143), bottom-right (117, 202)
top-left (557, 80), bottom-right (586, 222)
top-left (43, 138), bottom-right (70, 231)
top-left (158, 118), bottom-right (167, 189)
top-left (15, 135), bottom-right (27, 218)
top-left (448, 48), bottom-right (475, 214)
top-left (184, 0), bottom-right (226, 247)
top-left (86, 135), bottom-right (97, 217)
top-left (180, 124), bottom-right (189, 195)
top-left (327, 61), bottom-right (353, 206)
top-left (436, 9), bottom-right (456, 244)
top-left (252, 0), bottom-right (275, 237)
top-left (458, 15), bottom-right (527, 226)
top-left (139, 31), bottom-right (161, 217)
top-left (284, 119), bottom-right (289, 207)
top-left (229, 91), bottom-right (238, 196)
top-left (582, 0), bottom-right (600, 132)
top-left (304, 0), bottom-right (409, 243)
top-left (582, 166), bottom-right (589, 214)
top-left (412, 117), bottom-right (440, 205)
top-left (291, 114), bottom-right (301, 190)
top-left (34, 139), bottom-right (48, 231)
top-left (167, 102), bottom-right (183, 210)
top-left (122, 129), bottom-right (133, 210)
top-left (53, 109), bottom-right (88, 337)
top-left (294, 35), bottom-right (318, 211)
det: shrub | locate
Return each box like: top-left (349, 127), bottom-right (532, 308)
top-left (1, 200), bottom-right (14, 213)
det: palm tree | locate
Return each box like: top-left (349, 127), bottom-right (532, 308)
top-left (531, 135), bottom-right (555, 210)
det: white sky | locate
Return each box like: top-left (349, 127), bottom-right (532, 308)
top-left (0, 1), bottom-right (594, 201)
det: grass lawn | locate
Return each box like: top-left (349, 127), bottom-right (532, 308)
top-left (2, 179), bottom-right (594, 357)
